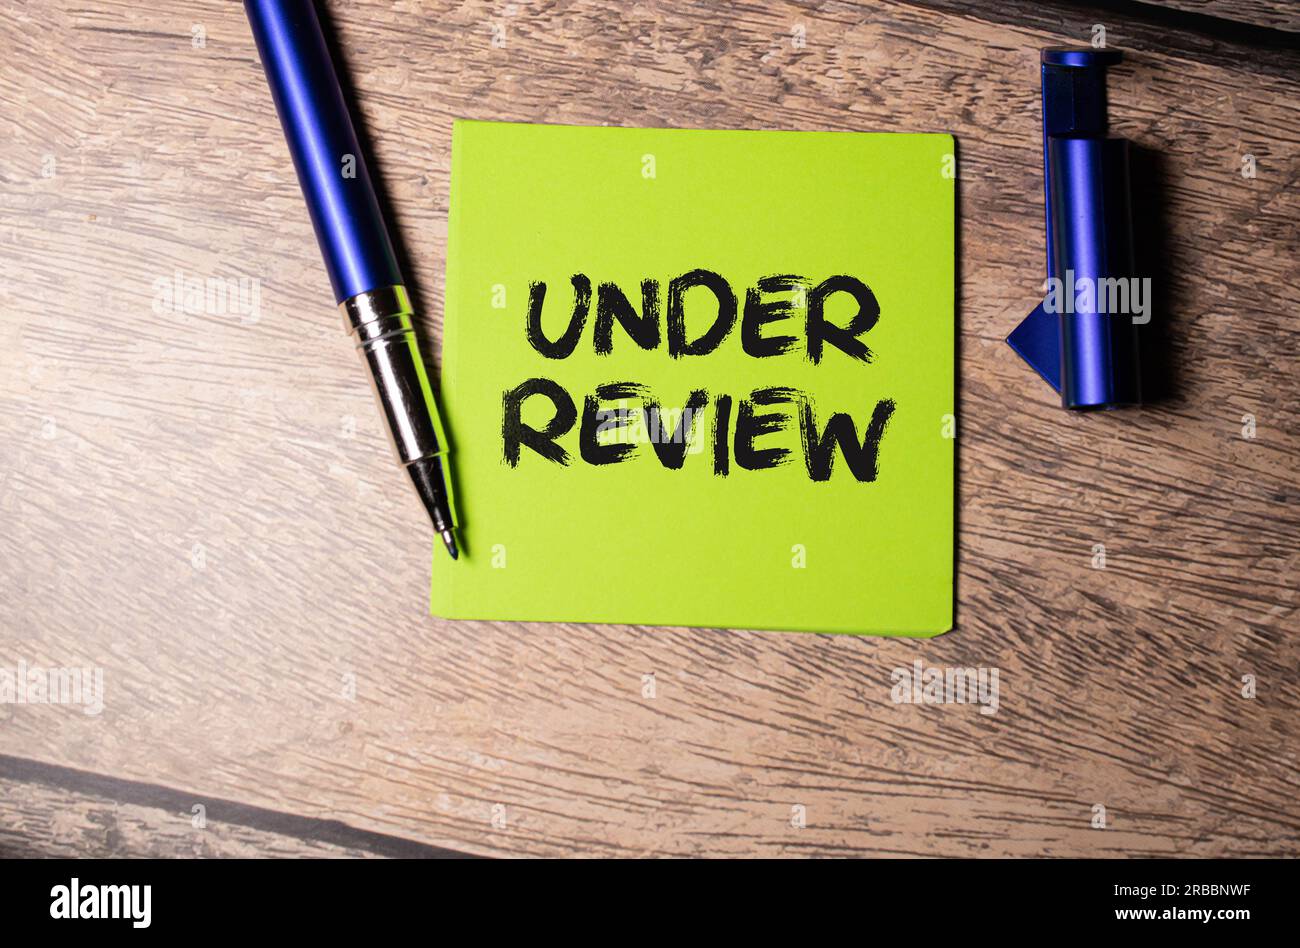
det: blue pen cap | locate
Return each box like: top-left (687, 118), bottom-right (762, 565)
top-left (1007, 48), bottom-right (1143, 409)
top-left (1048, 135), bottom-right (1141, 409)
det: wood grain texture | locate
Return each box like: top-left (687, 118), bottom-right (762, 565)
top-left (1135, 0), bottom-right (1300, 32)
top-left (0, 785), bottom-right (383, 859)
top-left (0, 756), bottom-right (468, 857)
top-left (0, 0), bottom-right (1296, 858)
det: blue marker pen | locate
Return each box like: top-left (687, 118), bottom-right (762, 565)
top-left (245, 0), bottom-right (459, 556)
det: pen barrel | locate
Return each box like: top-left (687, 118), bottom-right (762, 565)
top-left (245, 0), bottom-right (402, 303)
top-left (341, 286), bottom-right (448, 465)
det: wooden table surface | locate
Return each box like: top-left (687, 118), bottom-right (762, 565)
top-left (1, 0), bottom-right (1296, 858)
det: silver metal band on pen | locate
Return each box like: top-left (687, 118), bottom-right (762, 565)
top-left (339, 285), bottom-right (451, 471)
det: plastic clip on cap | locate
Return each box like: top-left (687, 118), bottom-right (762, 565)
top-left (1006, 48), bottom-right (1142, 410)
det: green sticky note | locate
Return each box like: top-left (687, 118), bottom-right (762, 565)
top-left (433, 121), bottom-right (954, 636)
